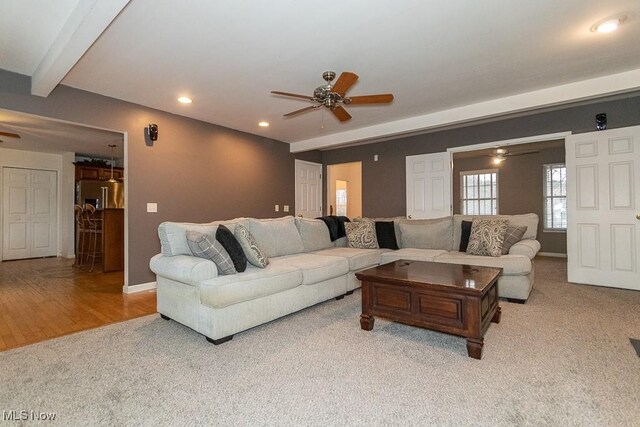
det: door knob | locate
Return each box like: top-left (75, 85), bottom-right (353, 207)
top-left (408, 215), bottom-right (412, 219)
top-left (636, 213), bottom-right (640, 220)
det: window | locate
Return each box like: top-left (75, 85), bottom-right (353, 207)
top-left (461, 170), bottom-right (498, 215)
top-left (543, 164), bottom-right (567, 230)
top-left (335, 180), bottom-right (348, 216)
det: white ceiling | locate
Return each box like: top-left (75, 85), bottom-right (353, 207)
top-left (1, 0), bottom-right (640, 152)
top-left (0, 109), bottom-right (124, 158)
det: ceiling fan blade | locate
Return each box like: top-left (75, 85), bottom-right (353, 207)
top-left (271, 91), bottom-right (314, 101)
top-left (348, 94), bottom-right (394, 105)
top-left (331, 105), bottom-right (352, 122)
top-left (283, 105), bottom-right (321, 117)
top-left (0, 131), bottom-right (20, 139)
top-left (331, 72), bottom-right (359, 96)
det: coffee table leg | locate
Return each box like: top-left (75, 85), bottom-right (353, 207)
top-left (360, 314), bottom-right (374, 331)
top-left (491, 306), bottom-right (501, 324)
top-left (466, 337), bottom-right (483, 359)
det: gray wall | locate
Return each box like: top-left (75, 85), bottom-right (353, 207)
top-left (452, 145), bottom-right (566, 254)
top-left (0, 69), bottom-right (321, 285)
top-left (322, 95), bottom-right (640, 220)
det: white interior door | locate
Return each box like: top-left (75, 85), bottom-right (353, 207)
top-left (2, 167), bottom-right (57, 260)
top-left (566, 125), bottom-right (640, 290)
top-left (406, 152), bottom-right (452, 219)
top-left (295, 160), bottom-right (322, 218)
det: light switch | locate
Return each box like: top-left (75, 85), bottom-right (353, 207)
top-left (147, 203), bottom-right (158, 213)
top-left (283, 205), bottom-right (290, 212)
top-left (275, 204), bottom-right (279, 212)
top-left (374, 154), bottom-right (379, 161)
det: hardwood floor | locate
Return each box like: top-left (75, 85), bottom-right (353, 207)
top-left (0, 257), bottom-right (156, 352)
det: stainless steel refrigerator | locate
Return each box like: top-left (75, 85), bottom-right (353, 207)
top-left (76, 180), bottom-right (125, 209)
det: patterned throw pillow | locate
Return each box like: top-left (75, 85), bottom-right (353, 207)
top-left (345, 220), bottom-right (379, 249)
top-left (186, 231), bottom-right (237, 275)
top-left (466, 219), bottom-right (508, 257)
top-left (234, 224), bottom-right (269, 268)
top-left (501, 225), bottom-right (527, 255)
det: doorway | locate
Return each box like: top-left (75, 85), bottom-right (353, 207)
top-left (326, 162), bottom-right (362, 218)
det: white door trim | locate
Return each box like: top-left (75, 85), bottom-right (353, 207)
top-left (447, 131), bottom-right (572, 154)
top-left (294, 159), bottom-right (323, 218)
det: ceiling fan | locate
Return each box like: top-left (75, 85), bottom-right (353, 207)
top-left (271, 71), bottom-right (394, 122)
top-left (0, 130), bottom-right (21, 143)
top-left (488, 147), bottom-right (539, 164)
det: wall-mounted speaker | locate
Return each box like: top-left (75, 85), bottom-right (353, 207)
top-left (595, 113), bottom-right (607, 131)
top-left (149, 123), bottom-right (159, 141)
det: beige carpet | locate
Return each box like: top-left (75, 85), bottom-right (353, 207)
top-left (1, 257), bottom-right (638, 426)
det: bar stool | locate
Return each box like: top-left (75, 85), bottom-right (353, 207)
top-left (74, 204), bottom-right (88, 267)
top-left (84, 204), bottom-right (103, 272)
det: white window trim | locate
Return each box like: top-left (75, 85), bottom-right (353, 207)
top-left (460, 168), bottom-right (499, 215)
top-left (543, 163), bottom-right (567, 232)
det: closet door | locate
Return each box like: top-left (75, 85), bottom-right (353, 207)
top-left (2, 168), bottom-right (57, 260)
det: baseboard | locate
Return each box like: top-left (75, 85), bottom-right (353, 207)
top-left (538, 252), bottom-right (567, 258)
top-left (123, 281), bottom-right (157, 294)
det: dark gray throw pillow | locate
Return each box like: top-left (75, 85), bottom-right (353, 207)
top-left (501, 225), bottom-right (527, 255)
top-left (216, 225), bottom-right (247, 272)
top-left (186, 231), bottom-right (237, 275)
top-left (375, 221), bottom-right (399, 250)
top-left (459, 220), bottom-right (473, 252)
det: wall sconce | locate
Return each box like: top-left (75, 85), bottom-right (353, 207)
top-left (148, 123), bottom-right (159, 141)
top-left (596, 113), bottom-right (607, 131)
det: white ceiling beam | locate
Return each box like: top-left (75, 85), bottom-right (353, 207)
top-left (289, 68), bottom-right (640, 153)
top-left (31, 0), bottom-right (131, 97)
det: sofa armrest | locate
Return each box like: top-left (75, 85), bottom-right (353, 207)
top-left (508, 239), bottom-right (541, 260)
top-left (150, 254), bottom-right (218, 286)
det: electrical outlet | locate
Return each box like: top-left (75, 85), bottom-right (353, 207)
top-left (147, 203), bottom-right (158, 213)
top-left (283, 205), bottom-right (290, 212)
top-left (275, 205), bottom-right (279, 212)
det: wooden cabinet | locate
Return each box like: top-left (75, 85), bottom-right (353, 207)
top-left (75, 165), bottom-right (124, 181)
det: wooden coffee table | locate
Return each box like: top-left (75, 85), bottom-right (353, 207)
top-left (356, 260), bottom-right (502, 359)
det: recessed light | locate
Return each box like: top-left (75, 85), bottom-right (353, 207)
top-left (591, 15), bottom-right (627, 33)
top-left (177, 96), bottom-right (192, 104)
top-left (258, 121), bottom-right (269, 127)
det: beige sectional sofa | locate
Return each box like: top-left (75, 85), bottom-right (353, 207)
top-left (150, 214), bottom-right (540, 344)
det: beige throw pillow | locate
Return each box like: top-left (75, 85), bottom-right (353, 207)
top-left (466, 219), bottom-right (508, 257)
top-left (345, 220), bottom-right (379, 249)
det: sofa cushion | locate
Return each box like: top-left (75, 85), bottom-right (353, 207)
top-left (270, 254), bottom-right (349, 285)
top-left (150, 254), bottom-right (218, 286)
top-left (186, 231), bottom-right (236, 275)
top-left (234, 224), bottom-right (269, 268)
top-left (399, 217), bottom-right (453, 251)
top-left (501, 225), bottom-right (527, 255)
top-left (295, 218), bottom-right (333, 252)
top-left (375, 221), bottom-right (399, 250)
top-left (380, 248), bottom-right (448, 264)
top-left (453, 213), bottom-right (539, 249)
top-left (158, 218), bottom-right (246, 257)
top-left (345, 220), bottom-right (379, 249)
top-left (434, 252), bottom-right (532, 275)
top-left (312, 247), bottom-right (382, 271)
top-left (467, 219), bottom-right (508, 257)
top-left (216, 225), bottom-right (247, 272)
top-left (248, 216), bottom-right (305, 258)
top-left (459, 220), bottom-right (473, 252)
top-left (199, 264), bottom-right (302, 308)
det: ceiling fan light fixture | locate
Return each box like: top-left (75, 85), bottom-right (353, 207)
top-left (590, 15), bottom-right (627, 33)
top-left (493, 156), bottom-right (506, 165)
